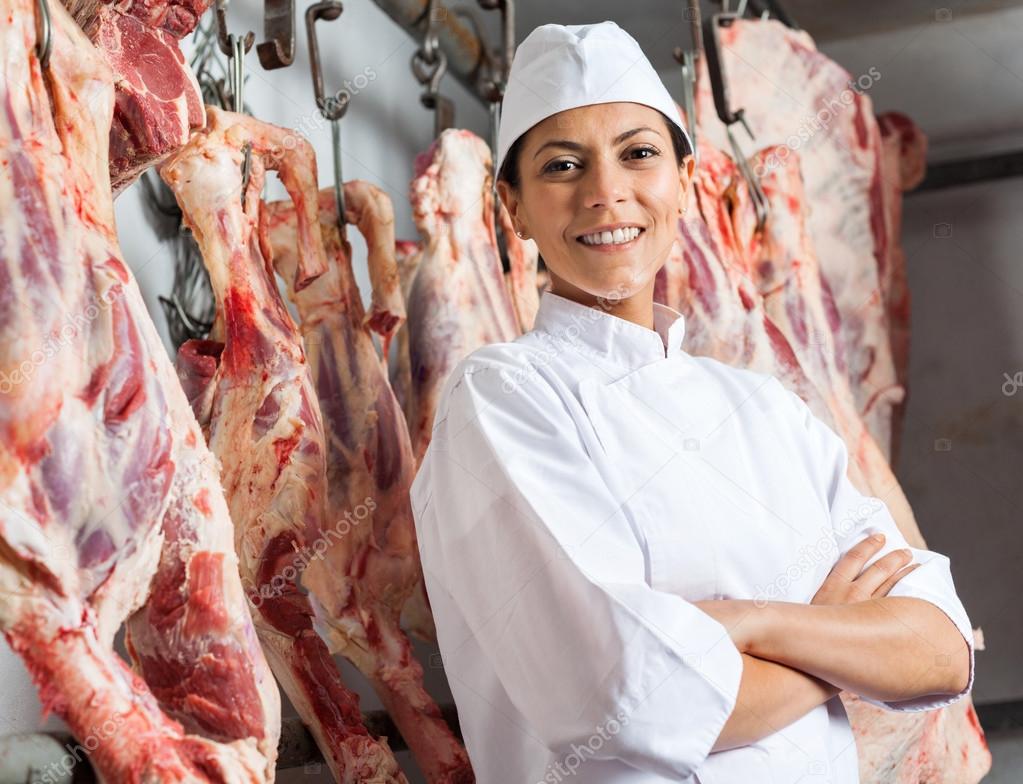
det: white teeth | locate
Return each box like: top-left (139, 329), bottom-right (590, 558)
top-left (580, 227), bottom-right (641, 246)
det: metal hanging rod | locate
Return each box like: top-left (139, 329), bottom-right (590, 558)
top-left (913, 148), bottom-right (1023, 192)
top-left (368, 0), bottom-right (500, 104)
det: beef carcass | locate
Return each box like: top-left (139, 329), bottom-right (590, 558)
top-left (161, 107), bottom-right (405, 783)
top-left (65, 0), bottom-right (209, 192)
top-left (266, 183), bottom-right (474, 783)
top-left (731, 145), bottom-right (927, 550)
top-left (405, 129), bottom-right (520, 464)
top-left (386, 238), bottom-right (438, 645)
top-left (389, 239), bottom-right (424, 421)
top-left (661, 141), bottom-right (832, 412)
top-left (0, 3), bottom-right (279, 780)
top-left (693, 18), bottom-right (905, 456)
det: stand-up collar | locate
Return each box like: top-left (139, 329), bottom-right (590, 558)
top-left (530, 289), bottom-right (686, 371)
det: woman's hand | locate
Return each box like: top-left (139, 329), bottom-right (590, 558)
top-left (693, 532), bottom-right (922, 653)
top-left (811, 532), bottom-right (921, 606)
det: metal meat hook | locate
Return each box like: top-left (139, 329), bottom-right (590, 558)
top-left (35, 0), bottom-right (52, 69)
top-left (702, 11), bottom-right (769, 231)
top-left (257, 0), bottom-right (296, 69)
top-left (411, 0), bottom-right (454, 137)
top-left (215, 0), bottom-right (255, 59)
top-left (306, 0), bottom-right (349, 233)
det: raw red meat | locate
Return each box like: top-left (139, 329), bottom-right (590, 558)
top-left (161, 107), bottom-right (405, 783)
top-left (693, 18), bottom-right (904, 456)
top-left (265, 184), bottom-right (473, 783)
top-left (96, 5), bottom-right (205, 193)
top-left (0, 3), bottom-right (279, 780)
top-left (389, 239), bottom-right (424, 423)
top-left (68, 0), bottom-right (210, 192)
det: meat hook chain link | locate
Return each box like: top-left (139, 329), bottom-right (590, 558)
top-left (474, 0), bottom-right (515, 270)
top-left (411, 0), bottom-right (454, 138)
top-left (306, 0), bottom-right (349, 234)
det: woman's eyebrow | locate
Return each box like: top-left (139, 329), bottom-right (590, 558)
top-left (532, 126), bottom-right (659, 159)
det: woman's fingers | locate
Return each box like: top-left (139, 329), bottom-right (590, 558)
top-left (830, 532), bottom-right (887, 582)
top-left (857, 547), bottom-right (914, 594)
top-left (873, 562), bottom-right (922, 597)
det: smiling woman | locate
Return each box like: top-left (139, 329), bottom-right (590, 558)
top-left (496, 103), bottom-right (693, 321)
top-left (409, 19), bottom-right (976, 784)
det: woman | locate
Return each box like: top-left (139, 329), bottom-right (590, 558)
top-left (409, 21), bottom-right (975, 784)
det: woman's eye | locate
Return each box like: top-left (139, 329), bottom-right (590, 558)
top-left (630, 146), bottom-right (659, 160)
top-left (543, 159), bottom-right (576, 174)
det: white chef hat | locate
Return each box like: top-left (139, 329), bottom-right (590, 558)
top-left (495, 20), bottom-right (693, 178)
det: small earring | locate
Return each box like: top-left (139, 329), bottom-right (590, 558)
top-left (516, 230), bottom-right (527, 239)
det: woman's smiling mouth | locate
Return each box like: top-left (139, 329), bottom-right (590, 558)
top-left (576, 225), bottom-right (645, 251)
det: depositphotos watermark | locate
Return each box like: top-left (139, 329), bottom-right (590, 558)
top-left (244, 495), bottom-right (377, 608)
top-left (751, 497), bottom-right (885, 607)
top-left (500, 285), bottom-right (631, 395)
top-left (0, 281), bottom-right (124, 395)
top-left (535, 709), bottom-right (631, 783)
top-left (753, 66), bottom-right (882, 179)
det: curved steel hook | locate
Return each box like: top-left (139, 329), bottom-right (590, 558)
top-left (305, 0), bottom-right (348, 231)
top-left (35, 0), bottom-right (52, 69)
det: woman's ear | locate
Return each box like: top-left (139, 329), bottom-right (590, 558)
top-left (496, 180), bottom-right (524, 234)
top-left (678, 154), bottom-right (695, 213)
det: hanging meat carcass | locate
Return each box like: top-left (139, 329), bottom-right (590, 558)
top-left (160, 107), bottom-right (406, 783)
top-left (693, 18), bottom-right (905, 459)
top-left (720, 144), bottom-right (924, 551)
top-left (389, 239), bottom-right (424, 421)
top-left (876, 111), bottom-right (928, 464)
top-left (659, 136), bottom-right (989, 781)
top-left (498, 203), bottom-right (540, 333)
top-left (63, 0), bottom-right (209, 192)
top-left (403, 129), bottom-right (520, 465)
top-left (0, 2), bottom-right (281, 780)
top-left (265, 183), bottom-right (474, 784)
top-left (658, 141), bottom-right (837, 421)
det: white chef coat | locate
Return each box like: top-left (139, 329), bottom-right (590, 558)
top-left (409, 289), bottom-right (976, 784)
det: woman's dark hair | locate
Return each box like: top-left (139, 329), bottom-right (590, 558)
top-left (497, 109), bottom-right (691, 189)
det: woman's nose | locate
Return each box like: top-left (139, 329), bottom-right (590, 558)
top-left (582, 157), bottom-right (628, 208)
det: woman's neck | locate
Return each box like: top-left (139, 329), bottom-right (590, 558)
top-left (548, 275), bottom-right (656, 331)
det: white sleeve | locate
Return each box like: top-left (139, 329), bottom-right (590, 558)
top-left (779, 382), bottom-right (975, 712)
top-left (410, 361), bottom-right (745, 778)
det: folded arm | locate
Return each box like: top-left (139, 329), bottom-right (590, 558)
top-left (712, 652), bottom-right (840, 752)
top-left (704, 597), bottom-right (971, 704)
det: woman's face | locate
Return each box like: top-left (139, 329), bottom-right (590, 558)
top-left (497, 102), bottom-right (694, 307)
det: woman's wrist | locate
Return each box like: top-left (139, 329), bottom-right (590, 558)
top-left (693, 598), bottom-right (773, 654)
